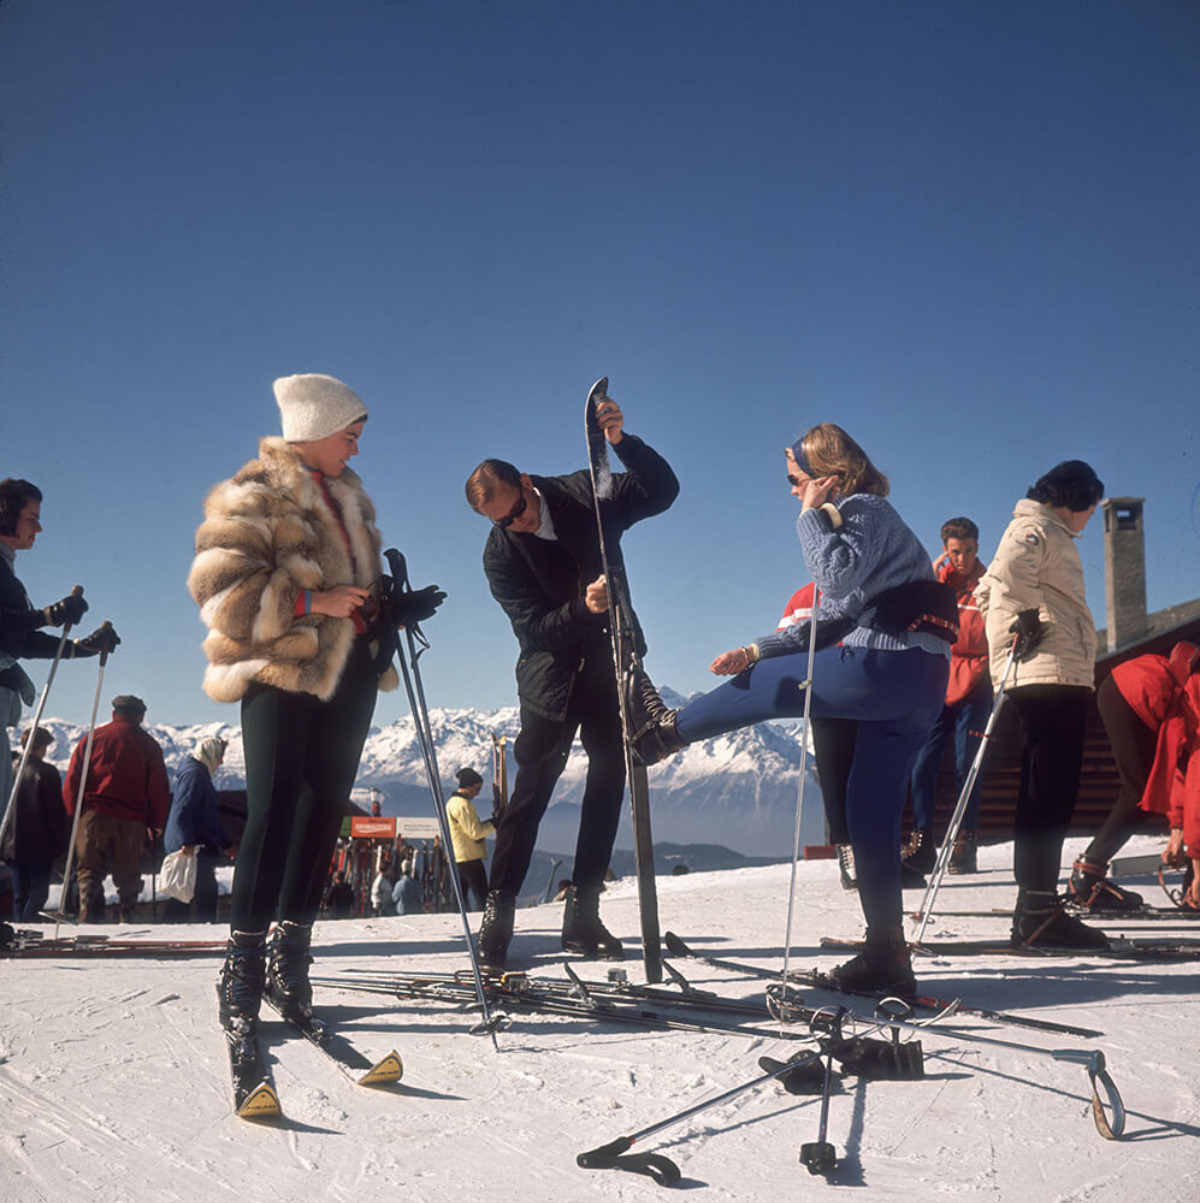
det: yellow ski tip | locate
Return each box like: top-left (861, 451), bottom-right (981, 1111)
top-left (358, 1051), bottom-right (403, 1086)
top-left (237, 1081), bottom-right (283, 1119)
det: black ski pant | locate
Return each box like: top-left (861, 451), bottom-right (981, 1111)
top-left (1083, 675), bottom-right (1158, 865)
top-left (231, 638), bottom-right (377, 933)
top-left (812, 717), bottom-right (856, 847)
top-left (1008, 684), bottom-right (1091, 892)
top-left (490, 671), bottom-right (625, 898)
top-left (457, 858), bottom-right (489, 912)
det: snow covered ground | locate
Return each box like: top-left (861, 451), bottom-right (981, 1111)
top-left (2, 834), bottom-right (1198, 1202)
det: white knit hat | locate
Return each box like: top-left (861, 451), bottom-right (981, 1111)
top-left (274, 373), bottom-right (369, 441)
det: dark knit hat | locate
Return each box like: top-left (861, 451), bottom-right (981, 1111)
top-left (455, 767), bottom-right (484, 788)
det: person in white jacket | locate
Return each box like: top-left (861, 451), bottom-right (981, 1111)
top-left (977, 459), bottom-right (1105, 950)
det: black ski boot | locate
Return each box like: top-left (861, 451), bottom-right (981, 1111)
top-left (478, 890), bottom-right (516, 970)
top-left (899, 830), bottom-right (933, 888)
top-left (266, 920), bottom-right (315, 1023)
top-left (217, 929), bottom-right (267, 1034)
top-left (836, 844), bottom-right (857, 891)
top-left (561, 885), bottom-right (624, 960)
top-left (1068, 858), bottom-right (1144, 912)
top-left (947, 829), bottom-right (978, 875)
top-left (827, 926), bottom-right (915, 999)
top-left (1011, 890), bottom-right (1109, 949)
top-left (624, 665), bottom-right (685, 766)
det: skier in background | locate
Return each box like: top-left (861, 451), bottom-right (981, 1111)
top-left (162, 736), bottom-right (236, 924)
top-left (464, 394), bottom-right (679, 968)
top-left (3, 726), bottom-right (69, 921)
top-left (445, 766), bottom-right (494, 911)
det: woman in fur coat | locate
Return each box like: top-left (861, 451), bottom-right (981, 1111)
top-left (188, 373), bottom-right (422, 1037)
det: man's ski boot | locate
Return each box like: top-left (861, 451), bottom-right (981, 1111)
top-left (1011, 889), bottom-right (1109, 949)
top-left (836, 844), bottom-right (857, 891)
top-left (561, 885), bottom-right (624, 960)
top-left (947, 829), bottom-right (978, 875)
top-left (266, 920), bottom-right (315, 1023)
top-left (624, 665), bottom-right (685, 766)
top-left (1068, 858), bottom-right (1144, 912)
top-left (827, 926), bottom-right (915, 999)
top-left (478, 890), bottom-right (516, 970)
top-left (218, 929), bottom-right (268, 1034)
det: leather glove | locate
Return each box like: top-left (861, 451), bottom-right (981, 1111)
top-left (1010, 609), bottom-right (1043, 662)
top-left (74, 624), bottom-right (121, 657)
top-left (44, 593), bottom-right (89, 628)
top-left (390, 584), bottom-right (447, 628)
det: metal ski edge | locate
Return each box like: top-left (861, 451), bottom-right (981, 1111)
top-left (262, 996), bottom-right (403, 1087)
top-left (662, 931), bottom-right (1105, 1040)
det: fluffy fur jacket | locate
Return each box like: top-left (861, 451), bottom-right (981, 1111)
top-left (188, 437), bottom-right (399, 703)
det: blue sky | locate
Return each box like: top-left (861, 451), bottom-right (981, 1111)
top-left (2, 0), bottom-right (1197, 729)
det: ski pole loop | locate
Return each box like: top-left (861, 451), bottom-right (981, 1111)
top-left (1088, 1063), bottom-right (1126, 1140)
top-left (576, 1139), bottom-right (682, 1187)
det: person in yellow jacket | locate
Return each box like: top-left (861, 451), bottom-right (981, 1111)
top-left (446, 767), bottom-right (494, 911)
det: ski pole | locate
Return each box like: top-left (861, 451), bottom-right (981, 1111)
top-left (0, 585), bottom-right (84, 853)
top-left (910, 634), bottom-right (1019, 945)
top-left (836, 1003), bottom-right (1125, 1140)
top-left (384, 549), bottom-right (504, 1044)
top-left (781, 585), bottom-right (821, 991)
top-left (54, 621), bottom-right (114, 939)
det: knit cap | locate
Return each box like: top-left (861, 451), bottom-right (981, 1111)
top-left (456, 767), bottom-right (484, 789)
top-left (196, 736), bottom-right (227, 776)
top-left (274, 374), bottom-right (368, 442)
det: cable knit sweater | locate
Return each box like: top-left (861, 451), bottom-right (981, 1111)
top-left (755, 494), bottom-right (949, 659)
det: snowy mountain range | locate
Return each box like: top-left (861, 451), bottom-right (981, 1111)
top-left (33, 686), bottom-right (826, 860)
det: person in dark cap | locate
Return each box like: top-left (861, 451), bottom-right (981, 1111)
top-left (446, 766), bottom-right (494, 911)
top-left (62, 695), bottom-right (170, 922)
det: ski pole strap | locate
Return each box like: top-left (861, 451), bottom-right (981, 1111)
top-left (1051, 1049), bottom-right (1126, 1139)
top-left (576, 1137), bottom-right (681, 1186)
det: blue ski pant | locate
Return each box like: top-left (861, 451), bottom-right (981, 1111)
top-left (676, 645), bottom-right (948, 930)
top-left (909, 677), bottom-right (993, 835)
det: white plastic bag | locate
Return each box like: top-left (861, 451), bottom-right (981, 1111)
top-left (160, 849), bottom-right (197, 904)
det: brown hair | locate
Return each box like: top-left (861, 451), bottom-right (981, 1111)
top-left (0, 478), bottom-right (42, 536)
top-left (465, 459), bottom-right (521, 512)
top-left (940, 517), bottom-right (979, 544)
top-left (799, 424), bottom-right (889, 497)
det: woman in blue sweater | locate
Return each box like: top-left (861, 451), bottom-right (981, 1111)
top-left (631, 424), bottom-right (953, 994)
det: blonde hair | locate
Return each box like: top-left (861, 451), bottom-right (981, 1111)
top-left (798, 424), bottom-right (889, 497)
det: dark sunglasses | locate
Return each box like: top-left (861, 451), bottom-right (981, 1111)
top-left (494, 491), bottom-right (528, 529)
top-left (787, 473), bottom-right (801, 487)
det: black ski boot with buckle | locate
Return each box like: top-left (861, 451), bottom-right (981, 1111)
top-left (624, 665), bottom-right (685, 766)
top-left (266, 920), bottom-right (315, 1024)
top-left (1068, 858), bottom-right (1144, 912)
top-left (947, 829), bottom-right (978, 875)
top-left (1011, 889), bottom-right (1109, 949)
top-left (900, 830), bottom-right (934, 888)
top-left (217, 929), bottom-right (267, 1034)
top-left (828, 926), bottom-right (915, 999)
top-left (836, 844), bottom-right (857, 891)
top-left (561, 885), bottom-right (624, 960)
top-left (478, 889), bottom-right (516, 970)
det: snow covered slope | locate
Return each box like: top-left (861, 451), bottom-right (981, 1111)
top-left (2, 835), bottom-right (1197, 1202)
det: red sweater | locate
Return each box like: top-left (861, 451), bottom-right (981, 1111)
top-left (63, 715), bottom-right (171, 830)
top-left (938, 559), bottom-right (989, 707)
top-left (1113, 644), bottom-right (1200, 855)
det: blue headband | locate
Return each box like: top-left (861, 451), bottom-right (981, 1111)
top-left (790, 438), bottom-right (814, 477)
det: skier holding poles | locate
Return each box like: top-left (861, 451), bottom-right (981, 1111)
top-left (627, 423), bottom-right (953, 997)
top-left (464, 392), bottom-right (679, 970)
top-left (1, 478), bottom-right (118, 858)
top-left (187, 373), bottom-right (444, 1110)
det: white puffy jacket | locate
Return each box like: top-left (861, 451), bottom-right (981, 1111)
top-left (976, 499), bottom-right (1097, 691)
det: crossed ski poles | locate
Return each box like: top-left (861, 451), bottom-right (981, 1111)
top-left (384, 548), bottom-right (506, 1045)
top-left (909, 634), bottom-right (1020, 946)
top-left (0, 585), bottom-right (84, 855)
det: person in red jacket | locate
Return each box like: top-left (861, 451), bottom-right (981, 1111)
top-left (903, 518), bottom-right (991, 879)
top-left (1070, 642), bottom-right (1200, 911)
top-left (63, 695), bottom-right (171, 922)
